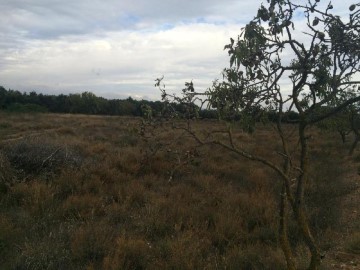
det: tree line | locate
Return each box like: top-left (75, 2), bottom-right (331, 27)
top-left (0, 86), bottom-right (167, 116)
top-left (0, 85), bottom-right (288, 120)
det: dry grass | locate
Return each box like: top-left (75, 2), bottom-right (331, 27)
top-left (0, 112), bottom-right (358, 269)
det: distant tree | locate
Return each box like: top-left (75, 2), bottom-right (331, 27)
top-left (26, 91), bottom-right (40, 105)
top-left (316, 86), bottom-right (360, 155)
top-left (154, 1), bottom-right (360, 269)
top-left (69, 92), bottom-right (87, 114)
top-left (37, 94), bottom-right (55, 112)
top-left (0, 86), bottom-right (7, 109)
top-left (317, 107), bottom-right (351, 143)
top-left (347, 107), bottom-right (360, 155)
top-left (52, 94), bottom-right (71, 113)
top-left (199, 109), bottom-right (218, 119)
top-left (118, 98), bottom-right (137, 116)
top-left (6, 90), bottom-right (23, 105)
top-left (6, 103), bottom-right (48, 113)
top-left (80, 91), bottom-right (100, 114)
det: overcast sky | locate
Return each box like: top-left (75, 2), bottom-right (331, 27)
top-left (0, 1), bottom-right (356, 100)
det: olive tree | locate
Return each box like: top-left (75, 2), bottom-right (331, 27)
top-left (153, 1), bottom-right (360, 269)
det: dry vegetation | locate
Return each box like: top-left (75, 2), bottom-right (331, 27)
top-left (0, 111), bottom-right (359, 269)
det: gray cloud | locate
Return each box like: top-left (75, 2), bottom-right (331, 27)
top-left (0, 0), bottom-right (358, 99)
top-left (0, 0), bottom-right (257, 40)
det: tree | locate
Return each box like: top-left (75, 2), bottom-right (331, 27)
top-left (317, 90), bottom-right (360, 155)
top-left (317, 107), bottom-right (351, 143)
top-left (153, 1), bottom-right (360, 269)
top-left (0, 86), bottom-right (7, 109)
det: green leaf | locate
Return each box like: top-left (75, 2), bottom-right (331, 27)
top-left (317, 32), bottom-right (325, 40)
top-left (313, 18), bottom-right (319, 26)
top-left (230, 55), bottom-right (235, 68)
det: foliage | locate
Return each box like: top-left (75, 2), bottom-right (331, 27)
top-left (317, 101), bottom-right (360, 154)
top-left (0, 87), bottom-right (165, 117)
top-left (317, 107), bottom-right (351, 143)
top-left (6, 103), bottom-right (48, 113)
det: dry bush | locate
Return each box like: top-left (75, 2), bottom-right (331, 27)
top-left (14, 235), bottom-right (72, 270)
top-left (224, 244), bottom-right (286, 270)
top-left (102, 236), bottom-right (150, 270)
top-left (104, 202), bottom-right (130, 226)
top-left (0, 215), bottom-right (20, 268)
top-left (56, 126), bottom-right (76, 136)
top-left (61, 194), bottom-right (104, 221)
top-left (2, 135), bottom-right (83, 178)
top-left (53, 170), bottom-right (82, 200)
top-left (0, 153), bottom-right (15, 192)
top-left (0, 112), bottom-right (357, 269)
top-left (306, 139), bottom-right (352, 242)
top-left (70, 222), bottom-right (115, 268)
top-left (346, 232), bottom-right (360, 254)
top-left (116, 133), bottom-right (139, 147)
top-left (24, 181), bottom-right (56, 218)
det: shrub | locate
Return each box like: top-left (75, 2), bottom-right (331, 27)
top-left (70, 223), bottom-right (114, 267)
top-left (102, 236), bottom-right (150, 270)
top-left (225, 245), bottom-right (286, 270)
top-left (2, 136), bottom-right (83, 177)
top-left (0, 215), bottom-right (19, 267)
top-left (14, 227), bottom-right (72, 270)
top-left (0, 153), bottom-right (14, 190)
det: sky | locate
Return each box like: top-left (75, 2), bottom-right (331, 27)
top-left (0, 0), bottom-right (357, 100)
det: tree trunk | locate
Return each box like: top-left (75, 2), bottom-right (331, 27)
top-left (279, 183), bottom-right (297, 270)
top-left (339, 130), bottom-right (346, 143)
top-left (295, 206), bottom-right (322, 270)
top-left (296, 123), bottom-right (322, 270)
top-left (349, 135), bottom-right (359, 156)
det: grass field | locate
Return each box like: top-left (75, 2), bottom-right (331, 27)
top-left (0, 112), bottom-right (359, 269)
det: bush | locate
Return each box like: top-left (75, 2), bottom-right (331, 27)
top-left (225, 245), bottom-right (286, 270)
top-left (0, 215), bottom-right (19, 267)
top-left (2, 136), bottom-right (83, 177)
top-left (103, 236), bottom-right (150, 270)
top-left (306, 148), bottom-right (350, 233)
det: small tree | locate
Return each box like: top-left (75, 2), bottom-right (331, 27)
top-left (337, 103), bottom-right (360, 155)
top-left (317, 107), bottom-right (351, 143)
top-left (153, 1), bottom-right (360, 269)
top-left (316, 87), bottom-right (360, 155)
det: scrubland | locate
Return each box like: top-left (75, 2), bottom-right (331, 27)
top-left (0, 112), bottom-right (359, 269)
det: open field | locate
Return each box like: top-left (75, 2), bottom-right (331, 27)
top-left (0, 112), bottom-right (359, 269)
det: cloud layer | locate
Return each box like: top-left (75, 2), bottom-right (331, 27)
top-left (0, 0), bottom-right (357, 99)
